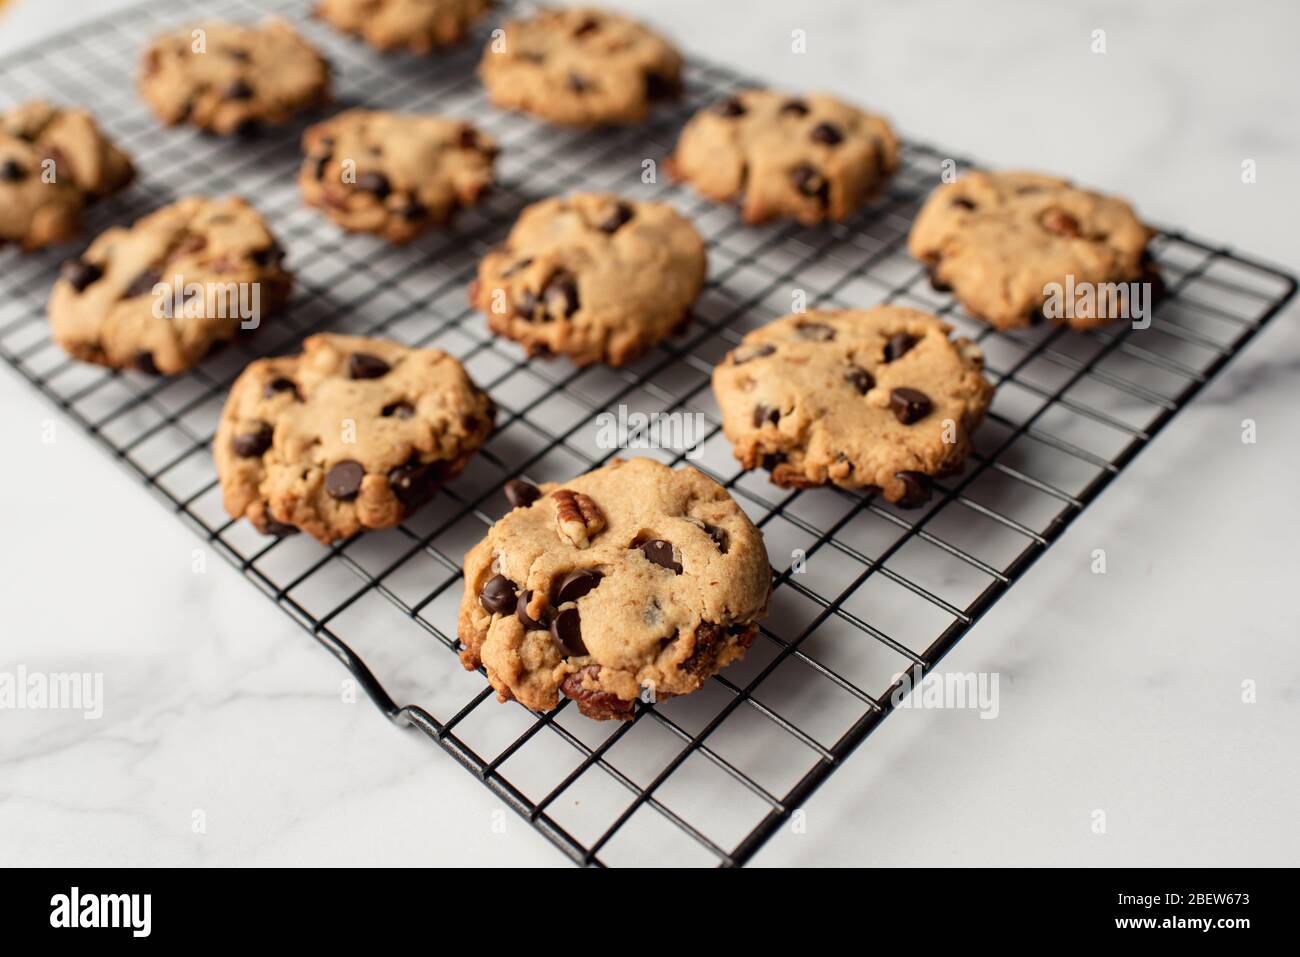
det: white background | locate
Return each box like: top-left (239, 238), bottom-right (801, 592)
top-left (1, 0), bottom-right (1297, 866)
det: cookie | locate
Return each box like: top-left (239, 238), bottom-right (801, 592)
top-left (711, 307), bottom-right (993, 507)
top-left (0, 101), bottom-right (135, 251)
top-left (478, 7), bottom-right (682, 127)
top-left (457, 458), bottom-right (771, 720)
top-left (299, 109), bottom-right (497, 243)
top-left (316, 0), bottom-right (490, 53)
top-left (908, 170), bottom-right (1157, 330)
top-left (468, 193), bottom-right (705, 366)
top-left (138, 19), bottom-right (331, 135)
top-left (47, 196), bottom-right (291, 375)
top-left (669, 90), bottom-right (899, 225)
top-left (215, 333), bottom-right (495, 543)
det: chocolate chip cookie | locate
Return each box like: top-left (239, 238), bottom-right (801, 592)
top-left (215, 333), bottom-right (495, 543)
top-left (908, 170), bottom-right (1158, 330)
top-left (669, 90), bottom-right (899, 226)
top-left (47, 196), bottom-right (291, 375)
top-left (0, 101), bottom-right (135, 251)
top-left (316, 0), bottom-right (490, 53)
top-left (468, 193), bottom-right (705, 366)
top-left (458, 458), bottom-right (771, 720)
top-left (478, 6), bottom-right (682, 127)
top-left (711, 307), bottom-right (993, 507)
top-left (299, 109), bottom-right (497, 243)
top-left (138, 19), bottom-right (331, 136)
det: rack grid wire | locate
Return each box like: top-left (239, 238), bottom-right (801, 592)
top-left (1, 0), bottom-right (1295, 867)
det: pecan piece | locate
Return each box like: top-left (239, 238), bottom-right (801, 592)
top-left (552, 488), bottom-right (605, 548)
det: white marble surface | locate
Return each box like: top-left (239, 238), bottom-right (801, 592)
top-left (1, 0), bottom-right (1297, 867)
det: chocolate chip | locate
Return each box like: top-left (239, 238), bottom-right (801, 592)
top-left (251, 244), bottom-right (284, 267)
top-left (123, 268), bottom-right (162, 299)
top-left (845, 365), bottom-right (874, 394)
top-left (644, 72), bottom-right (679, 100)
top-left (348, 352), bottom-right (390, 379)
top-left (504, 479), bottom-right (541, 509)
top-left (952, 197), bottom-right (976, 210)
top-left (0, 159), bottom-right (25, 181)
top-left (925, 261), bottom-right (951, 292)
top-left (895, 471), bottom-right (932, 508)
top-left (779, 99), bottom-right (809, 116)
top-left (573, 16), bottom-right (600, 36)
top-left (458, 127), bottom-right (480, 150)
top-left (810, 122), bottom-right (843, 145)
top-left (554, 569), bottom-right (602, 604)
top-left (883, 332), bottom-right (918, 362)
top-left (325, 460), bottom-right (365, 500)
top-left (598, 203), bottom-right (633, 234)
top-left (715, 96), bottom-right (746, 117)
top-left (761, 452), bottom-right (786, 471)
top-left (752, 404), bottom-right (779, 427)
top-left (567, 73), bottom-right (589, 93)
top-left (381, 401), bottom-right (414, 419)
top-left (480, 574), bottom-right (517, 615)
top-left (701, 522), bottom-right (728, 553)
top-left (516, 589), bottom-right (549, 631)
top-left (224, 79), bottom-right (254, 100)
top-left (890, 387), bottom-right (932, 424)
top-left (790, 163), bottom-right (828, 202)
top-left (399, 199), bottom-right (427, 222)
top-left (1041, 207), bottom-right (1080, 238)
top-left (639, 539), bottom-right (682, 574)
top-left (796, 322), bottom-right (835, 341)
top-left (134, 351), bottom-right (160, 375)
top-left (356, 171), bottom-right (391, 199)
top-left (232, 422), bottom-right (273, 457)
top-left (550, 608), bottom-right (587, 657)
top-left (60, 259), bottom-right (102, 292)
top-left (389, 460), bottom-right (437, 508)
top-left (234, 118), bottom-right (262, 138)
top-left (264, 377), bottom-right (299, 400)
top-left (733, 343), bottom-right (775, 365)
top-left (263, 516), bottom-right (298, 537)
top-left (542, 271), bottom-right (580, 318)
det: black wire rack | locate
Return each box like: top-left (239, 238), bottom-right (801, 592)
top-left (1, 0), bottom-right (1295, 867)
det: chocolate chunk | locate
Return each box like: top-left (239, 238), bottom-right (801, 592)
top-left (638, 539), bottom-right (682, 574)
top-left (644, 72), bottom-right (680, 100)
top-left (598, 203), bottom-right (633, 234)
top-left (224, 79), bottom-right (254, 100)
top-left (381, 401), bottom-right (414, 419)
top-left (264, 377), bottom-right (299, 400)
top-left (574, 16), bottom-right (600, 36)
top-left (952, 197), bottom-right (976, 210)
top-left (232, 422), bottom-right (273, 457)
top-left (504, 478), bottom-right (541, 509)
top-left (458, 127), bottom-right (480, 151)
top-left (810, 122), bottom-right (844, 145)
top-left (715, 96), bottom-right (746, 117)
top-left (890, 387), bottom-right (932, 424)
top-left (0, 159), bottom-right (25, 181)
top-left (325, 460), bottom-right (365, 500)
top-left (733, 343), bottom-right (775, 365)
top-left (845, 365), bottom-right (874, 394)
top-left (60, 259), bottom-right (102, 292)
top-left (263, 516), bottom-right (298, 537)
top-left (779, 99), bottom-right (809, 116)
top-left (796, 322), bottom-right (835, 341)
top-left (389, 460), bottom-right (438, 508)
top-left (701, 522), bottom-right (728, 553)
top-left (1041, 207), bottom-right (1080, 237)
top-left (516, 589), bottom-right (549, 631)
top-left (347, 352), bottom-right (390, 379)
top-left (790, 163), bottom-right (828, 202)
top-left (761, 452), bottom-right (786, 471)
top-left (561, 665), bottom-right (633, 719)
top-left (752, 404), bottom-right (779, 427)
top-left (480, 574), bottom-right (517, 615)
top-left (555, 569), bottom-right (602, 604)
top-left (123, 268), bottom-right (162, 299)
top-left (356, 171), bottom-right (391, 199)
top-left (550, 608), bottom-right (587, 657)
top-left (134, 351), bottom-right (160, 375)
top-left (895, 471), bottom-right (932, 508)
top-left (883, 332), bottom-right (918, 362)
top-left (543, 271), bottom-right (579, 318)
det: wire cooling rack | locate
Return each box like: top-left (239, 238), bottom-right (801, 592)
top-left (1, 0), bottom-right (1295, 867)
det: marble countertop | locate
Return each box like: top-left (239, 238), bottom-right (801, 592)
top-left (2, 0), bottom-right (1297, 867)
